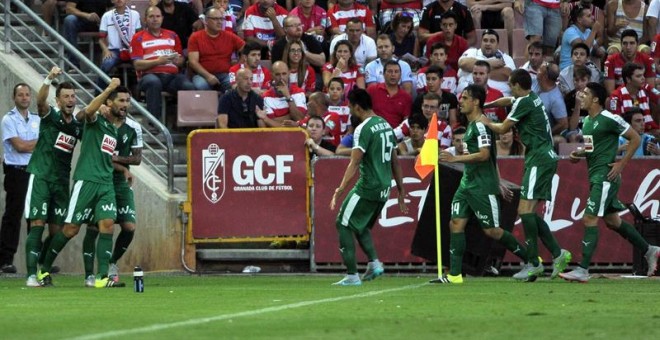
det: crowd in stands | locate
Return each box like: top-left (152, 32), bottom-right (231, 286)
top-left (39, 0), bottom-right (660, 156)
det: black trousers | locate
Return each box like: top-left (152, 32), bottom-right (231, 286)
top-left (0, 163), bottom-right (30, 265)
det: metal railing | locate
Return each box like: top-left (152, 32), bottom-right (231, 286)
top-left (1, 0), bottom-right (176, 192)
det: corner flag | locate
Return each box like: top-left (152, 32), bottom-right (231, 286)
top-left (414, 114), bottom-right (439, 179)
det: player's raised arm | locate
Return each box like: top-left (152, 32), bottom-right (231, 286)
top-left (79, 78), bottom-right (120, 122)
top-left (37, 66), bottom-right (61, 116)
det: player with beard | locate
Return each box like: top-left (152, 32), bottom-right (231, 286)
top-left (38, 78), bottom-right (126, 288)
top-left (81, 86), bottom-right (142, 286)
top-left (24, 67), bottom-right (85, 287)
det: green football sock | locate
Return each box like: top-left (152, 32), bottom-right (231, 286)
top-left (520, 213), bottom-right (539, 265)
top-left (613, 221), bottom-right (649, 253)
top-left (536, 215), bottom-right (561, 258)
top-left (41, 232), bottom-right (71, 272)
top-left (337, 225), bottom-right (357, 274)
top-left (449, 232), bottom-right (465, 276)
top-left (499, 230), bottom-right (528, 262)
top-left (25, 226), bottom-right (44, 277)
top-left (96, 233), bottom-right (114, 278)
top-left (579, 226), bottom-right (599, 269)
top-left (83, 228), bottom-right (99, 277)
top-left (38, 234), bottom-right (52, 265)
top-left (356, 229), bottom-right (377, 262)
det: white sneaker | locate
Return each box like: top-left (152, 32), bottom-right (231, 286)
top-left (644, 246), bottom-right (660, 276)
top-left (108, 263), bottom-right (119, 283)
top-left (84, 275), bottom-right (96, 288)
top-left (559, 267), bottom-right (590, 283)
top-left (26, 275), bottom-right (41, 287)
top-left (332, 274), bottom-right (362, 286)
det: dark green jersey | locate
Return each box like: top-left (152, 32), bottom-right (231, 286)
top-left (582, 110), bottom-right (630, 183)
top-left (353, 116), bottom-right (396, 202)
top-left (459, 120), bottom-right (499, 194)
top-left (73, 114), bottom-right (118, 183)
top-left (27, 106), bottom-right (83, 182)
top-left (507, 92), bottom-right (558, 166)
top-left (113, 118), bottom-right (143, 183)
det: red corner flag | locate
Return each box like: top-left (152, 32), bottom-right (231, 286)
top-left (414, 114), bottom-right (439, 179)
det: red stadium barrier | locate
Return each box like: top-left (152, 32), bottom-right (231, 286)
top-left (187, 129), bottom-right (311, 242)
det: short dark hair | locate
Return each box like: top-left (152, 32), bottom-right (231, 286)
top-left (463, 84), bottom-right (487, 110)
top-left (347, 17), bottom-right (363, 26)
top-left (571, 42), bottom-right (589, 55)
top-left (474, 59), bottom-right (491, 72)
top-left (452, 126), bottom-right (466, 135)
top-left (348, 88), bottom-right (372, 110)
top-left (425, 64), bottom-right (444, 78)
top-left (482, 28), bottom-right (499, 42)
top-left (242, 41), bottom-right (262, 55)
top-left (377, 34), bottom-right (393, 45)
top-left (384, 59), bottom-right (401, 72)
top-left (623, 108), bottom-right (644, 124)
top-left (621, 29), bottom-right (639, 43)
top-left (55, 82), bottom-right (75, 98)
top-left (509, 69), bottom-right (532, 90)
top-left (585, 82), bottom-right (607, 108)
top-left (430, 42), bottom-right (447, 55)
top-left (527, 41), bottom-right (543, 53)
top-left (407, 113), bottom-right (429, 130)
top-left (328, 77), bottom-right (344, 89)
top-left (13, 83), bottom-right (30, 97)
top-left (621, 62), bottom-right (644, 84)
top-left (307, 114), bottom-right (325, 129)
top-left (108, 86), bottom-right (131, 101)
top-left (441, 10), bottom-right (458, 23)
top-left (573, 65), bottom-right (591, 80)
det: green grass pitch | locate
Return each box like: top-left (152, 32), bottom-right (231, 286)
top-left (1, 274), bottom-right (659, 339)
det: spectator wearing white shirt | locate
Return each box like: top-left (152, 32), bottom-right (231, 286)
top-left (329, 18), bottom-right (377, 67)
top-left (457, 29), bottom-right (515, 96)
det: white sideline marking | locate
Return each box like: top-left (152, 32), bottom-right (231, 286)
top-left (69, 283), bottom-right (425, 340)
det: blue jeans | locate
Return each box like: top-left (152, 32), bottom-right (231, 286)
top-left (138, 73), bottom-right (195, 120)
top-left (192, 73), bottom-right (231, 92)
top-left (63, 14), bottom-right (97, 67)
top-left (96, 49), bottom-right (121, 90)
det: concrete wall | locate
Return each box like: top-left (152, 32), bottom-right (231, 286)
top-left (0, 51), bottom-right (194, 276)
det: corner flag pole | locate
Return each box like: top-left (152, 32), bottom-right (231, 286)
top-left (433, 160), bottom-right (442, 278)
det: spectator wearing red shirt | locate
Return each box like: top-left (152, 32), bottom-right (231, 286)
top-left (367, 60), bottom-right (413, 128)
top-left (326, 77), bottom-right (351, 134)
top-left (189, 8), bottom-right (245, 91)
top-left (418, 0), bottom-right (476, 46)
top-left (395, 92), bottom-right (453, 148)
top-left (131, 6), bottom-right (194, 119)
top-left (289, 0), bottom-right (329, 42)
top-left (260, 61), bottom-right (308, 127)
top-left (229, 41), bottom-right (272, 95)
top-left (424, 10), bottom-right (468, 71)
top-left (457, 60), bottom-right (506, 123)
top-left (652, 32), bottom-right (660, 76)
top-left (608, 63), bottom-right (660, 132)
top-left (323, 40), bottom-right (366, 100)
top-left (417, 44), bottom-right (458, 94)
top-left (328, 0), bottom-right (376, 39)
top-left (242, 0), bottom-right (287, 58)
top-left (413, 65), bottom-right (458, 130)
top-left (604, 29), bottom-right (655, 94)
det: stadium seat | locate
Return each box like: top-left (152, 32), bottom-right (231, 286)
top-left (512, 29), bottom-right (527, 59)
top-left (476, 28), bottom-right (509, 56)
top-left (177, 91), bottom-right (219, 127)
top-left (77, 32), bottom-right (101, 64)
top-left (557, 142), bottom-right (584, 156)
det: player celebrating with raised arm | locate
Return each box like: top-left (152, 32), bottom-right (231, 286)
top-left (23, 67), bottom-right (83, 287)
top-left (560, 82), bottom-right (660, 283)
top-left (38, 78), bottom-right (126, 288)
top-left (81, 87), bottom-right (142, 287)
top-left (435, 85), bottom-right (529, 284)
top-left (330, 88), bottom-right (408, 286)
top-left (481, 69), bottom-right (571, 282)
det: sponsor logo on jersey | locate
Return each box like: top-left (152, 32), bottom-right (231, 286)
top-left (101, 134), bottom-right (117, 155)
top-left (54, 132), bottom-right (77, 153)
top-left (202, 143), bottom-right (225, 204)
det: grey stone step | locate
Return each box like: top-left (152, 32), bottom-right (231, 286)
top-left (197, 249), bottom-right (310, 261)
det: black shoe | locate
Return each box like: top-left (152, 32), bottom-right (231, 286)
top-left (1, 264), bottom-right (17, 273)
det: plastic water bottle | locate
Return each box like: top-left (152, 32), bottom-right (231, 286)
top-left (133, 266), bottom-right (144, 293)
